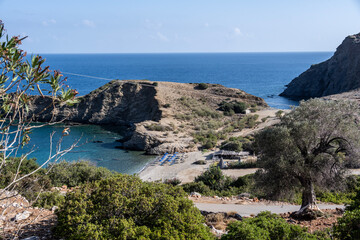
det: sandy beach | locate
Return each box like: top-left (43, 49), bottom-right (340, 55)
top-left (138, 150), bottom-right (260, 183)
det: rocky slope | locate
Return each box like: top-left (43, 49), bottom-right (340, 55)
top-left (280, 33), bottom-right (360, 99)
top-left (28, 80), bottom-right (267, 154)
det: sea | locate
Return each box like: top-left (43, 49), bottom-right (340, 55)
top-left (19, 52), bottom-right (333, 173)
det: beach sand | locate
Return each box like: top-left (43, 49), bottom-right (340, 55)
top-left (138, 151), bottom-right (214, 183)
top-left (138, 151), bottom-right (260, 183)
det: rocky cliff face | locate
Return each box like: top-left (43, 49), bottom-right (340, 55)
top-left (29, 80), bottom-right (162, 125)
top-left (280, 33), bottom-right (360, 99)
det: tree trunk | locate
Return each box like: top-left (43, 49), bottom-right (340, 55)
top-left (298, 180), bottom-right (320, 213)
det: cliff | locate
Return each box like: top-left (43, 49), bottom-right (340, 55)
top-left (280, 33), bottom-right (360, 99)
top-left (28, 80), bottom-right (268, 154)
top-left (29, 80), bottom-right (162, 125)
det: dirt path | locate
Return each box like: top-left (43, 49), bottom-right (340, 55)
top-left (195, 202), bottom-right (344, 217)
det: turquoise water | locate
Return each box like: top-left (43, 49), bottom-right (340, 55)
top-left (21, 52), bottom-right (333, 172)
top-left (20, 124), bottom-right (153, 174)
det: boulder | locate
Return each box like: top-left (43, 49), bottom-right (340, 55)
top-left (190, 192), bottom-right (202, 198)
top-left (12, 210), bottom-right (31, 221)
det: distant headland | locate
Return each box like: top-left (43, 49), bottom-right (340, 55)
top-left (281, 32), bottom-right (360, 100)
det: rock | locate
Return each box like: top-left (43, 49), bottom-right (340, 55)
top-left (12, 210), bottom-right (31, 221)
top-left (210, 225), bottom-right (225, 236)
top-left (27, 80), bottom-right (162, 125)
top-left (12, 202), bottom-right (20, 207)
top-left (190, 192), bottom-right (202, 198)
top-left (281, 33), bottom-right (360, 99)
top-left (238, 193), bottom-right (251, 198)
top-left (122, 129), bottom-right (162, 153)
top-left (51, 206), bottom-right (59, 212)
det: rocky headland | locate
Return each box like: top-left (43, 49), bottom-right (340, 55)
top-left (280, 32), bottom-right (360, 99)
top-left (27, 80), bottom-right (267, 154)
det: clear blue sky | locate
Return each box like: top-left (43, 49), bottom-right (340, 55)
top-left (1, 0), bottom-right (360, 53)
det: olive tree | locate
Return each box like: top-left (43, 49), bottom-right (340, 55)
top-left (0, 21), bottom-right (78, 198)
top-left (254, 99), bottom-right (360, 216)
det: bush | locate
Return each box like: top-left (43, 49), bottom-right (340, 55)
top-left (227, 161), bottom-right (257, 169)
top-left (333, 187), bottom-right (360, 239)
top-left (33, 191), bottom-right (65, 209)
top-left (333, 209), bottom-right (360, 240)
top-left (220, 141), bottom-right (242, 152)
top-left (182, 173), bottom-right (256, 197)
top-left (220, 136), bottom-right (254, 152)
top-left (197, 83), bottom-right (209, 90)
top-left (54, 175), bottom-right (214, 239)
top-left (219, 101), bottom-right (247, 115)
top-left (195, 166), bottom-right (232, 191)
top-left (193, 160), bottom-right (207, 165)
top-left (0, 157), bottom-right (52, 201)
top-left (164, 178), bottom-right (182, 186)
top-left (193, 130), bottom-right (220, 149)
top-left (163, 103), bottom-right (171, 108)
top-left (221, 211), bottom-right (324, 240)
top-left (48, 161), bottom-right (114, 187)
top-left (145, 123), bottom-right (173, 131)
top-left (182, 182), bottom-right (212, 196)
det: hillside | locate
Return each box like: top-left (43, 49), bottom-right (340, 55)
top-left (280, 33), bottom-right (360, 99)
top-left (27, 80), bottom-right (268, 154)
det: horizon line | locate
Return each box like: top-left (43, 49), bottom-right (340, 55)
top-left (34, 50), bottom-right (334, 55)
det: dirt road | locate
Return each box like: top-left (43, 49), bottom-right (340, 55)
top-left (195, 203), bottom-right (344, 217)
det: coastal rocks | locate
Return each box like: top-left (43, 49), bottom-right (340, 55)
top-left (280, 33), bottom-right (360, 99)
top-left (122, 127), bottom-right (162, 152)
top-left (147, 142), bottom-right (189, 155)
top-left (28, 80), bottom-right (162, 125)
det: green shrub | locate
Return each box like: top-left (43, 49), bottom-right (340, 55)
top-left (182, 174), bottom-right (256, 197)
top-left (33, 191), bottom-right (65, 209)
top-left (333, 209), bottom-right (360, 240)
top-left (48, 161), bottom-right (114, 187)
top-left (164, 178), bottom-right (182, 186)
top-left (182, 182), bottom-right (212, 195)
top-left (221, 211), bottom-right (324, 240)
top-left (227, 161), bottom-right (257, 169)
top-left (193, 160), bottom-right (207, 165)
top-left (275, 110), bottom-right (284, 118)
top-left (163, 103), bottom-right (171, 108)
top-left (193, 130), bottom-right (220, 149)
top-left (261, 117), bottom-right (269, 122)
top-left (0, 157), bottom-right (52, 201)
top-left (333, 186), bottom-right (360, 239)
top-left (197, 83), bottom-right (209, 90)
top-left (195, 166), bottom-right (232, 191)
top-left (152, 82), bottom-right (158, 86)
top-left (219, 101), bottom-right (247, 115)
top-left (220, 141), bottom-right (242, 151)
top-left (145, 123), bottom-right (173, 131)
top-left (54, 175), bottom-right (214, 239)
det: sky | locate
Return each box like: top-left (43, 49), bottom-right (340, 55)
top-left (1, 0), bottom-right (360, 53)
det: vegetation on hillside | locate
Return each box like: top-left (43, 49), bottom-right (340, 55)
top-left (182, 166), bottom-right (256, 197)
top-left (222, 211), bottom-right (329, 240)
top-left (54, 174), bottom-right (214, 240)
